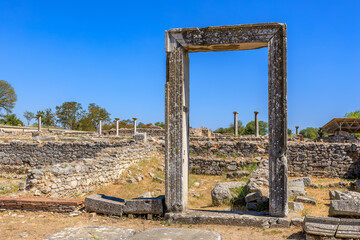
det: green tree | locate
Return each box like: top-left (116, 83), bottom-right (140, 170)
top-left (288, 129), bottom-right (293, 136)
top-left (0, 80), bottom-right (17, 116)
top-left (154, 122), bottom-right (165, 129)
top-left (87, 103), bottom-right (111, 127)
top-left (244, 121), bottom-right (268, 136)
top-left (55, 102), bottom-right (83, 129)
top-left (0, 114), bottom-right (23, 126)
top-left (23, 111), bottom-right (35, 126)
top-left (345, 111), bottom-right (360, 118)
top-left (42, 108), bottom-right (56, 127)
top-left (214, 120), bottom-right (245, 135)
top-left (299, 127), bottom-right (319, 139)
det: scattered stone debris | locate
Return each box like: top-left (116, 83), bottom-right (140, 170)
top-left (211, 181), bottom-right (246, 206)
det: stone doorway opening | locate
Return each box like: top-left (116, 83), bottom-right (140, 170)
top-left (164, 23), bottom-right (288, 217)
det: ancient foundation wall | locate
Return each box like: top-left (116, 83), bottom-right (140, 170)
top-left (103, 128), bottom-right (165, 137)
top-left (26, 143), bottom-right (156, 197)
top-left (189, 138), bottom-right (360, 178)
top-left (0, 141), bottom-right (132, 174)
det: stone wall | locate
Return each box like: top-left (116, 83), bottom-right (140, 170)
top-left (0, 141), bottom-right (132, 174)
top-left (103, 128), bottom-right (165, 137)
top-left (26, 143), bottom-right (156, 197)
top-left (189, 137), bottom-right (360, 178)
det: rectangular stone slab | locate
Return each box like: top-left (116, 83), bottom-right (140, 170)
top-left (124, 195), bottom-right (165, 214)
top-left (329, 200), bottom-right (360, 217)
top-left (303, 215), bottom-right (340, 237)
top-left (85, 194), bottom-right (124, 216)
top-left (336, 218), bottom-right (360, 238)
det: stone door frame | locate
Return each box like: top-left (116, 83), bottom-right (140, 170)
top-left (165, 23), bottom-right (288, 217)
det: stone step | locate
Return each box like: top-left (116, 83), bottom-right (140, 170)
top-left (165, 210), bottom-right (295, 228)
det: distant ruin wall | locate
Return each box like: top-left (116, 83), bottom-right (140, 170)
top-left (103, 128), bottom-right (165, 137)
top-left (0, 141), bottom-right (134, 174)
top-left (189, 138), bottom-right (360, 178)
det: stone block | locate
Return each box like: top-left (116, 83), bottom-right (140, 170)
top-left (128, 228), bottom-right (222, 240)
top-left (336, 218), bottom-right (360, 238)
top-left (211, 182), bottom-right (246, 206)
top-left (123, 195), bottom-right (165, 214)
top-left (288, 201), bottom-right (304, 211)
top-left (288, 179), bottom-right (306, 197)
top-left (295, 196), bottom-right (316, 205)
top-left (245, 192), bottom-right (261, 203)
top-left (134, 133), bottom-right (147, 143)
top-left (85, 194), bottom-right (125, 216)
top-left (303, 215), bottom-right (340, 237)
top-left (329, 200), bottom-right (360, 217)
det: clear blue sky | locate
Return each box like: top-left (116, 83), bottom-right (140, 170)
top-left (0, 0), bottom-right (359, 131)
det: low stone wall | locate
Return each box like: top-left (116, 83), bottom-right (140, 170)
top-left (0, 141), bottom-right (133, 174)
top-left (189, 138), bottom-right (360, 179)
top-left (288, 142), bottom-right (360, 178)
top-left (103, 128), bottom-right (165, 137)
top-left (189, 157), bottom-right (260, 175)
top-left (26, 143), bottom-right (156, 197)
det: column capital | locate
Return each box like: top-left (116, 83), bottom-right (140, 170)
top-left (254, 111), bottom-right (259, 114)
top-left (115, 118), bottom-right (120, 121)
top-left (233, 111), bottom-right (238, 115)
top-left (132, 117), bottom-right (138, 121)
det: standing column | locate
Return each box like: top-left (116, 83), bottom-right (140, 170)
top-left (295, 126), bottom-right (299, 135)
top-left (98, 119), bottom-right (102, 136)
top-left (254, 111), bottom-right (259, 137)
top-left (233, 111), bottom-right (238, 137)
top-left (268, 26), bottom-right (288, 217)
top-left (115, 118), bottom-right (120, 136)
top-left (37, 114), bottom-right (42, 132)
top-left (165, 46), bottom-right (189, 213)
top-left (132, 118), bottom-right (138, 135)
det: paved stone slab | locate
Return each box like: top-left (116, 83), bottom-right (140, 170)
top-left (165, 210), bottom-right (290, 228)
top-left (124, 195), bottom-right (165, 214)
top-left (44, 226), bottom-right (135, 240)
top-left (85, 194), bottom-right (125, 216)
top-left (129, 228), bottom-right (221, 240)
top-left (329, 200), bottom-right (360, 217)
top-left (303, 215), bottom-right (340, 237)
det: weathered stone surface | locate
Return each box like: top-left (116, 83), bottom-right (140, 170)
top-left (245, 192), bottom-right (261, 203)
top-left (44, 226), bottom-right (135, 240)
top-left (329, 200), bottom-right (360, 217)
top-left (288, 178), bottom-right (306, 197)
top-left (288, 201), bottom-right (304, 211)
top-left (85, 194), bottom-right (124, 216)
top-left (123, 195), bottom-right (165, 214)
top-left (128, 228), bottom-right (222, 240)
top-left (329, 190), bottom-right (360, 201)
top-left (247, 182), bottom-right (264, 195)
top-left (336, 218), bottom-right (360, 238)
top-left (303, 215), bottom-right (340, 237)
top-left (295, 196), bottom-right (316, 205)
top-left (350, 180), bottom-right (360, 192)
top-left (165, 210), bottom-right (290, 228)
top-left (211, 182), bottom-right (246, 206)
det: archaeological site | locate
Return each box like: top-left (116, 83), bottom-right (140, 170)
top-left (1, 5), bottom-right (360, 239)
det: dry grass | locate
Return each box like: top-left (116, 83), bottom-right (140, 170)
top-left (0, 211), bottom-right (303, 240)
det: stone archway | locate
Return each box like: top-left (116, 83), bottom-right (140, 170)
top-left (164, 23), bottom-right (288, 217)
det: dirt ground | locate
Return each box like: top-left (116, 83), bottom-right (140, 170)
top-left (0, 210), bottom-right (304, 240)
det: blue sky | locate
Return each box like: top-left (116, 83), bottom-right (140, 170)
top-left (0, 0), bottom-right (359, 131)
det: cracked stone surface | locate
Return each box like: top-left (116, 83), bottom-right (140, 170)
top-left (44, 226), bottom-right (135, 240)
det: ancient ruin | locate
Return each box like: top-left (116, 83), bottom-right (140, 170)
top-left (165, 23), bottom-right (288, 217)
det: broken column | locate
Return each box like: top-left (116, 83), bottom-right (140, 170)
top-left (295, 126), bottom-right (299, 135)
top-left (254, 111), bottom-right (259, 137)
top-left (115, 118), bottom-right (120, 136)
top-left (98, 119), bottom-right (102, 135)
top-left (233, 111), bottom-right (238, 137)
top-left (37, 114), bottom-right (42, 132)
top-left (132, 118), bottom-right (138, 135)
